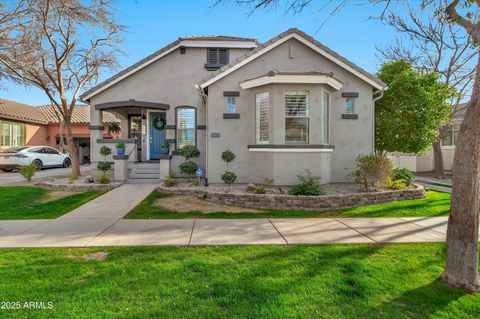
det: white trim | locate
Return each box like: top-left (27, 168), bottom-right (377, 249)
top-left (240, 74), bottom-right (343, 90)
top-left (200, 32), bottom-right (384, 90)
top-left (248, 148), bottom-right (334, 153)
top-left (441, 145), bottom-right (456, 150)
top-left (83, 45), bottom-right (180, 100)
top-left (146, 110), bottom-right (152, 160)
top-left (179, 40), bottom-right (257, 48)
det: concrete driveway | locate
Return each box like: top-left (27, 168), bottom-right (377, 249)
top-left (0, 165), bottom-right (91, 185)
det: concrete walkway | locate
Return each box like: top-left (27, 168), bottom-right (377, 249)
top-left (0, 216), bottom-right (451, 248)
top-left (416, 176), bottom-right (452, 193)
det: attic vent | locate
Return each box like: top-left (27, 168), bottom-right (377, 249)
top-left (205, 48), bottom-right (229, 70)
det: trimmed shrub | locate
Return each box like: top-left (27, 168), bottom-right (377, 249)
top-left (221, 171), bottom-right (237, 190)
top-left (178, 145), bottom-right (200, 179)
top-left (354, 155), bottom-right (393, 192)
top-left (179, 161), bottom-right (198, 177)
top-left (221, 149), bottom-right (236, 166)
top-left (19, 163), bottom-right (36, 182)
top-left (288, 170), bottom-right (325, 196)
top-left (97, 146), bottom-right (112, 184)
top-left (180, 145), bottom-right (200, 160)
top-left (392, 168), bottom-right (415, 185)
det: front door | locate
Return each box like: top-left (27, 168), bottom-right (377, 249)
top-left (149, 112), bottom-right (166, 160)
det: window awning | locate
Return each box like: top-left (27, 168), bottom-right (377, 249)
top-left (240, 71), bottom-right (343, 90)
top-left (94, 99), bottom-right (170, 111)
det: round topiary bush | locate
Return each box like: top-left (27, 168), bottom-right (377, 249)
top-left (179, 161), bottom-right (198, 176)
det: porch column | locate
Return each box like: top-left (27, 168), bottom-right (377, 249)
top-left (89, 106), bottom-right (104, 164)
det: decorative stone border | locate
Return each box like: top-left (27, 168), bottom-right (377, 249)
top-left (38, 180), bottom-right (122, 192)
top-left (156, 184), bottom-right (426, 212)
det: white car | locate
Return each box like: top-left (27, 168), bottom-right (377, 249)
top-left (0, 146), bottom-right (71, 172)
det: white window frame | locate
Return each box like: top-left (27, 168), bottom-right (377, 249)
top-left (255, 92), bottom-right (270, 144)
top-left (0, 120), bottom-right (25, 149)
top-left (175, 107), bottom-right (197, 150)
top-left (284, 90), bottom-right (310, 144)
top-left (323, 90), bottom-right (330, 144)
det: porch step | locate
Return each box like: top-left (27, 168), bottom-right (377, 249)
top-left (129, 173), bottom-right (160, 179)
top-left (132, 169), bottom-right (160, 174)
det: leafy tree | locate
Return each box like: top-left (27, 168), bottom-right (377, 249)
top-left (220, 149), bottom-right (237, 191)
top-left (97, 146), bottom-right (111, 184)
top-left (375, 60), bottom-right (454, 155)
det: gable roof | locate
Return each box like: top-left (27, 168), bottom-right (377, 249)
top-left (199, 28), bottom-right (387, 90)
top-left (80, 34), bottom-right (259, 102)
top-left (0, 99), bottom-right (119, 124)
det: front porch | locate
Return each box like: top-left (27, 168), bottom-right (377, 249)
top-left (89, 99), bottom-right (173, 182)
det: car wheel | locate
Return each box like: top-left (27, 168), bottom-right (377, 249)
top-left (1, 168), bottom-right (12, 172)
top-left (63, 158), bottom-right (71, 168)
top-left (32, 160), bottom-right (42, 171)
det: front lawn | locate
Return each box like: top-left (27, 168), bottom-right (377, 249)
top-left (0, 186), bottom-right (103, 219)
top-left (0, 244), bottom-right (477, 318)
top-left (125, 190), bottom-right (450, 219)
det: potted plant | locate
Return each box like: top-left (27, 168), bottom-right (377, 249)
top-left (115, 141), bottom-right (126, 156)
top-left (159, 141), bottom-right (170, 155)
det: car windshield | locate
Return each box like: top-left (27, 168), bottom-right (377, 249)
top-left (0, 146), bottom-right (29, 153)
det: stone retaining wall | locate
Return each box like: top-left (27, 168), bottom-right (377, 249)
top-left (38, 181), bottom-right (121, 192)
top-left (156, 184), bottom-right (426, 211)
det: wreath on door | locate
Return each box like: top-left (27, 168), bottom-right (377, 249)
top-left (153, 116), bottom-right (166, 131)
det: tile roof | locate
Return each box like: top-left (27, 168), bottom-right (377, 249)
top-left (0, 99), bottom-right (119, 125)
top-left (0, 99), bottom-right (48, 124)
top-left (198, 28), bottom-right (387, 89)
top-left (37, 105), bottom-right (120, 124)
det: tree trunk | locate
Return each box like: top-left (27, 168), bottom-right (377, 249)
top-left (64, 116), bottom-right (81, 178)
top-left (442, 55), bottom-right (480, 292)
top-left (432, 139), bottom-right (446, 179)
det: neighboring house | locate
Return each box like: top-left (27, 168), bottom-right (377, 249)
top-left (81, 28), bottom-right (387, 184)
top-left (388, 103), bottom-right (465, 172)
top-left (0, 99), bottom-right (119, 161)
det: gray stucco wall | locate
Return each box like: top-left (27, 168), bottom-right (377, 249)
top-left (206, 38), bottom-right (376, 184)
top-left (88, 46), bottom-right (251, 173)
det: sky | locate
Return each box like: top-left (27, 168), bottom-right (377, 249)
top-left (1, 0), bottom-right (398, 105)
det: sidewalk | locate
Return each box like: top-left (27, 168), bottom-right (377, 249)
top-left (415, 176), bottom-right (452, 193)
top-left (0, 216), bottom-right (449, 248)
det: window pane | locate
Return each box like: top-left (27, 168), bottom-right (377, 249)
top-left (227, 97), bottom-right (236, 113)
top-left (346, 98), bottom-right (354, 114)
top-left (285, 91), bottom-right (309, 116)
top-left (256, 92), bottom-right (269, 144)
top-left (453, 130), bottom-right (459, 145)
top-left (285, 91), bottom-right (309, 144)
top-left (285, 118), bottom-right (309, 144)
top-left (323, 92), bottom-right (330, 144)
top-left (177, 108), bottom-right (196, 149)
top-left (442, 131), bottom-right (453, 146)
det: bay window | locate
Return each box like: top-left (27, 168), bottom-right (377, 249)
top-left (176, 107), bottom-right (196, 149)
top-left (285, 91), bottom-right (309, 144)
top-left (256, 92), bottom-right (269, 144)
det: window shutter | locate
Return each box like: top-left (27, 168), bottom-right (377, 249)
top-left (219, 48), bottom-right (228, 65)
top-left (256, 93), bottom-right (269, 144)
top-left (284, 91), bottom-right (309, 144)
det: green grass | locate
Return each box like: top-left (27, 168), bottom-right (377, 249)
top-left (125, 190), bottom-right (451, 219)
top-left (0, 244), bottom-right (478, 318)
top-left (0, 186), bottom-right (103, 219)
